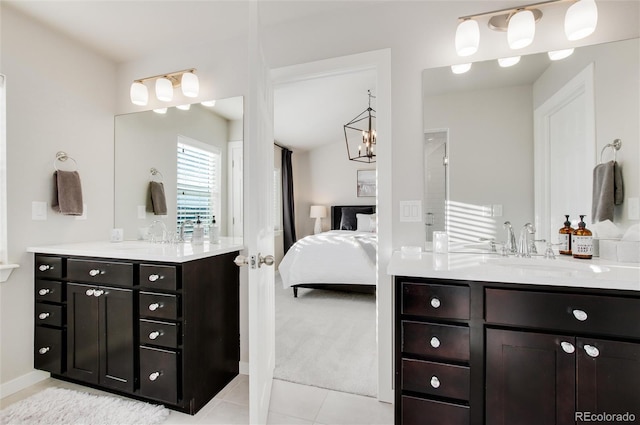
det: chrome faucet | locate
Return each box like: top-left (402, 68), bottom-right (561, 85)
top-left (178, 220), bottom-right (194, 242)
top-left (517, 223), bottom-right (536, 257)
top-left (503, 221), bottom-right (517, 254)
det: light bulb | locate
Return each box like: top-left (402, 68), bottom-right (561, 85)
top-left (153, 108), bottom-right (168, 114)
top-left (130, 82), bottom-right (148, 106)
top-left (176, 104), bottom-right (191, 111)
top-left (455, 19), bottom-right (480, 57)
top-left (565, 0), bottom-right (598, 41)
top-left (155, 77), bottom-right (173, 102)
top-left (548, 48), bottom-right (575, 61)
top-left (508, 10), bottom-right (535, 49)
top-left (201, 100), bottom-right (216, 107)
top-left (451, 63), bottom-right (472, 74)
top-left (181, 72), bottom-right (199, 98)
top-left (498, 56), bottom-right (521, 67)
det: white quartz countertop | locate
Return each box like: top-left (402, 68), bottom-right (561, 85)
top-left (388, 250), bottom-right (640, 292)
top-left (27, 238), bottom-right (245, 263)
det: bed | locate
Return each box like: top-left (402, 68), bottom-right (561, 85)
top-left (278, 205), bottom-right (377, 297)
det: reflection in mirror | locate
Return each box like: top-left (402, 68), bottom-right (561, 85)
top-left (114, 97), bottom-right (243, 242)
top-left (423, 38), bottom-right (639, 250)
top-left (423, 130), bottom-right (448, 246)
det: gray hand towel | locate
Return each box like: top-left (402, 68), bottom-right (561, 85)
top-left (147, 181), bottom-right (167, 215)
top-left (592, 160), bottom-right (624, 222)
top-left (52, 170), bottom-right (84, 216)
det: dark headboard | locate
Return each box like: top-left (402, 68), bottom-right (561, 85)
top-left (331, 205), bottom-right (376, 230)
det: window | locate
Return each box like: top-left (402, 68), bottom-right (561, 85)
top-left (176, 136), bottom-right (221, 234)
top-left (273, 168), bottom-right (282, 231)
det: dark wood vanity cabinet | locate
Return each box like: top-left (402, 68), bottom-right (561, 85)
top-left (33, 251), bottom-right (240, 414)
top-left (394, 276), bottom-right (640, 425)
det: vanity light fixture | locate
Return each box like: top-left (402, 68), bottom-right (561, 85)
top-left (451, 63), bottom-right (472, 74)
top-left (498, 56), bottom-right (521, 67)
top-left (344, 90), bottom-right (376, 163)
top-left (455, 0), bottom-right (598, 57)
top-left (548, 48), bottom-right (575, 60)
top-left (129, 69), bottom-right (199, 106)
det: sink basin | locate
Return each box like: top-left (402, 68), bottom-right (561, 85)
top-left (484, 256), bottom-right (610, 277)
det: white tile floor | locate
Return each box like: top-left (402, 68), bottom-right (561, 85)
top-left (1, 376), bottom-right (393, 425)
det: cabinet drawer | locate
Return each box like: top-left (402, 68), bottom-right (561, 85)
top-left (35, 256), bottom-right (62, 279)
top-left (140, 264), bottom-right (178, 291)
top-left (67, 259), bottom-right (133, 286)
top-left (401, 282), bottom-right (469, 320)
top-left (140, 319), bottom-right (179, 349)
top-left (402, 321), bottom-right (470, 362)
top-left (140, 292), bottom-right (179, 320)
top-left (401, 396), bottom-right (469, 425)
top-left (486, 288), bottom-right (640, 339)
top-left (35, 303), bottom-right (63, 327)
top-left (402, 359), bottom-right (470, 400)
top-left (139, 346), bottom-right (178, 405)
top-left (34, 327), bottom-right (64, 374)
top-left (35, 280), bottom-right (63, 303)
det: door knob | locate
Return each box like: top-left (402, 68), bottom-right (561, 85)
top-left (259, 254), bottom-right (275, 267)
top-left (234, 255), bottom-right (249, 267)
top-left (235, 254), bottom-right (275, 268)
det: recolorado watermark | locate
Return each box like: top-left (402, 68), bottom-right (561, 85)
top-left (576, 412), bottom-right (636, 422)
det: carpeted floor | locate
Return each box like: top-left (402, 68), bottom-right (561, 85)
top-left (274, 273), bottom-right (377, 397)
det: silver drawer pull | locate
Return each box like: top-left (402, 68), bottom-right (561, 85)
top-left (38, 347), bottom-right (50, 355)
top-left (572, 309), bottom-right (588, 321)
top-left (148, 274), bottom-right (160, 282)
top-left (38, 264), bottom-right (52, 272)
top-left (149, 371), bottom-right (161, 381)
top-left (430, 337), bottom-right (441, 348)
top-left (93, 289), bottom-right (104, 297)
top-left (38, 289), bottom-right (51, 296)
top-left (430, 297), bottom-right (441, 309)
top-left (148, 303), bottom-right (161, 311)
top-left (85, 289), bottom-right (95, 296)
top-left (149, 331), bottom-right (162, 340)
top-left (430, 376), bottom-right (440, 389)
top-left (38, 312), bottom-right (50, 320)
top-left (584, 344), bottom-right (600, 358)
top-left (89, 269), bottom-right (104, 277)
top-left (561, 341), bottom-right (575, 354)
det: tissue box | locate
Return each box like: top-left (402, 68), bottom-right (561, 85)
top-left (599, 239), bottom-right (640, 263)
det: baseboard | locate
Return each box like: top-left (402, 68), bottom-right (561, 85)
top-left (0, 370), bottom-right (50, 399)
top-left (239, 361), bottom-right (249, 375)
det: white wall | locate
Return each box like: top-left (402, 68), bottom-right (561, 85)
top-left (1, 5), bottom-right (116, 391)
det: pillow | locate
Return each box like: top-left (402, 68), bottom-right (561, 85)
top-left (339, 206), bottom-right (374, 230)
top-left (356, 213), bottom-right (377, 232)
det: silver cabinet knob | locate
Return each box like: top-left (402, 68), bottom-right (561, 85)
top-left (149, 372), bottom-right (160, 381)
top-left (148, 303), bottom-right (161, 311)
top-left (148, 274), bottom-right (160, 282)
top-left (430, 337), bottom-right (441, 348)
top-left (85, 289), bottom-right (95, 296)
top-left (430, 376), bottom-right (441, 389)
top-left (584, 344), bottom-right (600, 358)
top-left (572, 309), bottom-right (588, 321)
top-left (561, 341), bottom-right (575, 354)
top-left (38, 347), bottom-right (50, 355)
top-left (430, 297), bottom-right (441, 309)
top-left (93, 289), bottom-right (104, 297)
top-left (149, 331), bottom-right (161, 340)
top-left (38, 264), bottom-right (51, 272)
top-left (38, 312), bottom-right (50, 320)
top-left (89, 269), bottom-right (101, 277)
top-left (38, 289), bottom-right (51, 296)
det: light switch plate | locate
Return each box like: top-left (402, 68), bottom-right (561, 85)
top-left (628, 197), bottom-right (640, 220)
top-left (492, 204), bottom-right (503, 217)
top-left (32, 201), bottom-right (47, 221)
top-left (399, 201), bottom-right (422, 222)
top-left (138, 205), bottom-right (147, 219)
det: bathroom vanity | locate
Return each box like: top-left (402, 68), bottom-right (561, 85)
top-left (29, 240), bottom-right (243, 414)
top-left (389, 251), bottom-right (640, 425)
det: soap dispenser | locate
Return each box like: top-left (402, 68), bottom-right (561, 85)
top-left (192, 216), bottom-right (204, 245)
top-left (572, 215), bottom-right (593, 259)
top-left (209, 216), bottom-right (220, 244)
top-left (558, 215), bottom-right (574, 255)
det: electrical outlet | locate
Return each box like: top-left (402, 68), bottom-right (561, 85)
top-left (32, 201), bottom-right (47, 221)
top-left (492, 204), bottom-right (503, 217)
top-left (138, 205), bottom-right (147, 219)
top-left (628, 197), bottom-right (640, 220)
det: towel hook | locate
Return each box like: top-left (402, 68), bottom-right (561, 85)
top-left (54, 151), bottom-right (78, 171)
top-left (599, 139), bottom-right (622, 164)
top-left (150, 167), bottom-right (164, 182)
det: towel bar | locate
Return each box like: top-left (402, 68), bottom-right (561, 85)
top-left (599, 139), bottom-right (622, 164)
top-left (53, 151), bottom-right (78, 171)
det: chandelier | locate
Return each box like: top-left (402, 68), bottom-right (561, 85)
top-left (344, 90), bottom-right (376, 163)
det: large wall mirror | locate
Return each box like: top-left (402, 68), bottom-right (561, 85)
top-left (423, 37), bottom-right (639, 249)
top-left (114, 96), bottom-right (244, 242)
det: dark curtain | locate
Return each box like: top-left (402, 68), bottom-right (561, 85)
top-left (281, 147), bottom-right (297, 253)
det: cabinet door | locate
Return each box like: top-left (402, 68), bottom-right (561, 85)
top-left (486, 329), bottom-right (575, 425)
top-left (576, 338), bottom-right (640, 420)
top-left (67, 283), bottom-right (100, 383)
top-left (99, 287), bottom-right (134, 392)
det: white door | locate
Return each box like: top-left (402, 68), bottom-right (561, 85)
top-left (244, 2), bottom-right (276, 423)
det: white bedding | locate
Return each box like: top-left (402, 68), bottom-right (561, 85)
top-left (278, 230), bottom-right (377, 289)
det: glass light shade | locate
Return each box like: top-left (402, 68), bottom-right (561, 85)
top-left (309, 205), bottom-right (327, 218)
top-left (153, 108), bottom-right (168, 114)
top-left (548, 48), bottom-right (575, 61)
top-left (451, 63), bottom-right (472, 74)
top-left (130, 82), bottom-right (148, 106)
top-left (155, 77), bottom-right (174, 102)
top-left (455, 19), bottom-right (480, 57)
top-left (565, 0), bottom-right (598, 41)
top-left (508, 10), bottom-right (535, 49)
top-left (176, 104), bottom-right (191, 110)
top-left (201, 100), bottom-right (216, 107)
top-left (498, 56), bottom-right (521, 67)
top-left (181, 72), bottom-right (199, 98)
